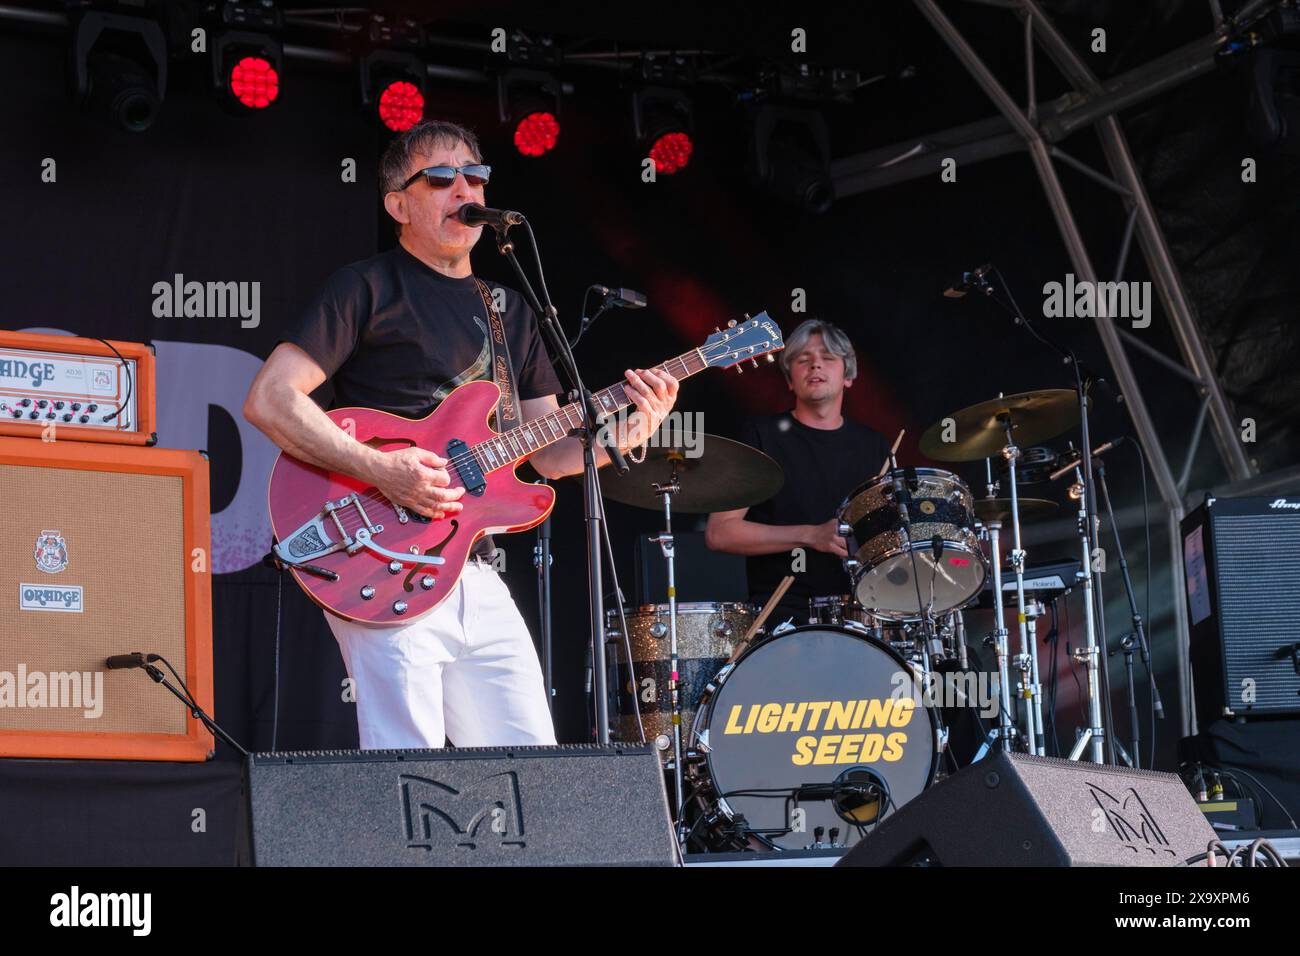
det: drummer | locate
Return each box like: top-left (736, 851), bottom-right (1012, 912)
top-left (705, 318), bottom-right (894, 626)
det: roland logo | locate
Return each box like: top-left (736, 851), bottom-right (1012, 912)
top-left (1269, 499), bottom-right (1300, 510)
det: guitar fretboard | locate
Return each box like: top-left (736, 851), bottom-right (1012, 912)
top-left (466, 349), bottom-right (706, 472)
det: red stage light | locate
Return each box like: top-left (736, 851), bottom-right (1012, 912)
top-left (229, 56), bottom-right (279, 109)
top-left (514, 111), bottom-right (560, 157)
top-left (378, 80), bottom-right (424, 132)
top-left (649, 131), bottom-right (693, 175)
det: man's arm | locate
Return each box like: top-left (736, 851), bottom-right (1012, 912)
top-left (523, 368), bottom-right (678, 480)
top-left (243, 342), bottom-right (465, 519)
top-left (705, 508), bottom-right (848, 558)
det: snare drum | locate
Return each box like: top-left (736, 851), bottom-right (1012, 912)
top-left (807, 594), bottom-right (873, 629)
top-left (839, 467), bottom-right (987, 620)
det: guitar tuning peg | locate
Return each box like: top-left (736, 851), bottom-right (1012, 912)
top-left (750, 358), bottom-right (759, 369)
top-left (727, 319), bottom-right (737, 328)
top-left (766, 353), bottom-right (775, 363)
top-left (714, 326), bottom-right (721, 333)
top-left (742, 313), bottom-right (751, 321)
top-left (736, 365), bottom-right (744, 374)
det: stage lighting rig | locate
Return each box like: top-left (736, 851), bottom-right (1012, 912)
top-left (70, 9), bottom-right (168, 133)
top-left (358, 16), bottom-right (427, 133)
top-left (747, 104), bottom-right (834, 214)
top-left (498, 69), bottom-right (562, 157)
top-left (211, 0), bottom-right (283, 111)
top-left (634, 86), bottom-right (695, 176)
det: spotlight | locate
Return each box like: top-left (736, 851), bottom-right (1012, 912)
top-left (634, 87), bottom-right (694, 175)
top-left (747, 105), bottom-right (834, 214)
top-left (360, 18), bottom-right (427, 133)
top-left (498, 70), bottom-right (562, 157)
top-left (212, 2), bottom-right (283, 111)
top-left (71, 11), bottom-right (167, 133)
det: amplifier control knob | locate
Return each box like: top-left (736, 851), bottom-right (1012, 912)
top-left (360, 585), bottom-right (375, 600)
top-left (393, 601), bottom-right (408, 615)
top-left (61, 413), bottom-right (72, 422)
top-left (28, 411), bottom-right (39, 420)
top-left (53, 401), bottom-right (64, 410)
top-left (45, 411), bottom-right (55, 419)
top-left (87, 404), bottom-right (98, 412)
top-left (78, 414), bottom-right (90, 423)
top-left (18, 399), bottom-right (31, 407)
top-left (71, 402), bottom-right (81, 411)
top-left (36, 400), bottom-right (47, 409)
top-left (9, 410), bottom-right (20, 419)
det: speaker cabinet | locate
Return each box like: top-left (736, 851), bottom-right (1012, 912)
top-left (837, 752), bottom-right (1216, 867)
top-left (0, 437), bottom-right (213, 760)
top-left (243, 746), bottom-right (678, 866)
top-left (1182, 495), bottom-right (1300, 723)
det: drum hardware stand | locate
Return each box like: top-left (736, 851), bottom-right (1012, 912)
top-left (1064, 454), bottom-right (1109, 764)
top-left (999, 415), bottom-right (1046, 756)
top-left (1113, 634), bottom-right (1141, 769)
top-left (975, 459), bottom-right (1016, 756)
top-left (650, 452), bottom-right (689, 849)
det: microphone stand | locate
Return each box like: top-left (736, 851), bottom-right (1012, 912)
top-left (140, 663), bottom-right (248, 757)
top-left (533, 480), bottom-right (554, 715)
top-left (486, 220), bottom-right (629, 749)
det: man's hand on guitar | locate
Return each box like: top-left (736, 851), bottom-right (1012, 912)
top-left (372, 447), bottom-right (466, 520)
top-left (622, 367), bottom-right (679, 447)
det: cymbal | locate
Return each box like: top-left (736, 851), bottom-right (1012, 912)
top-left (973, 497), bottom-right (1060, 523)
top-left (919, 389), bottom-right (1079, 462)
top-left (595, 433), bottom-right (784, 513)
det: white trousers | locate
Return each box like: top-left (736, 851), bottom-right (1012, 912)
top-left (325, 562), bottom-right (556, 750)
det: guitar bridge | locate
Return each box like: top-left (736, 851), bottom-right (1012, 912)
top-left (274, 494), bottom-right (445, 569)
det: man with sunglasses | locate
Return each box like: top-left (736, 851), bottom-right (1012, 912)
top-left (245, 119), bottom-right (679, 751)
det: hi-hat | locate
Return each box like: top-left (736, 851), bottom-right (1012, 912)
top-left (919, 389), bottom-right (1079, 462)
top-left (595, 433), bottom-right (784, 513)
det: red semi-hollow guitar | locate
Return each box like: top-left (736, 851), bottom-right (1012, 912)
top-left (267, 314), bottom-right (783, 626)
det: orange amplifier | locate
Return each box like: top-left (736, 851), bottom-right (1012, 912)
top-left (0, 437), bottom-right (213, 760)
top-left (0, 331), bottom-right (157, 445)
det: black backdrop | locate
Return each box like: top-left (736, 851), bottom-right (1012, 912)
top-left (2, 2), bottom-right (1298, 820)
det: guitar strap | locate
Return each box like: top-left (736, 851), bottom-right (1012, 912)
top-left (472, 277), bottom-right (519, 430)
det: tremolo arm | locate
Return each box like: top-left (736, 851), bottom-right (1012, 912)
top-left (273, 493), bottom-right (445, 574)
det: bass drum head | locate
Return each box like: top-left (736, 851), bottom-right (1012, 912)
top-left (693, 626), bottom-right (937, 851)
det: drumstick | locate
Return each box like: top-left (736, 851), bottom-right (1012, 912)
top-left (876, 428), bottom-right (906, 477)
top-left (732, 575), bottom-right (795, 662)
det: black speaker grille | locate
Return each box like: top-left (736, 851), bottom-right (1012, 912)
top-left (1214, 515), bottom-right (1300, 712)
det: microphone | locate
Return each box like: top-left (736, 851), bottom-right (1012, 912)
top-left (931, 534), bottom-right (945, 564)
top-left (106, 652), bottom-right (152, 669)
top-left (594, 286), bottom-right (648, 309)
top-left (943, 263), bottom-right (994, 298)
top-left (456, 203), bottom-right (525, 229)
top-left (1048, 437), bottom-right (1127, 481)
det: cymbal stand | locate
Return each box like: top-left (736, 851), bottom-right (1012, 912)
top-left (651, 452), bottom-right (688, 848)
top-left (1065, 456), bottom-right (1108, 764)
top-left (1000, 415), bottom-right (1046, 756)
top-left (976, 457), bottom-right (1015, 755)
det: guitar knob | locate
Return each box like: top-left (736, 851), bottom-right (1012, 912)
top-left (420, 575), bottom-right (435, 590)
top-left (388, 560), bottom-right (403, 574)
top-left (360, 585), bottom-right (375, 600)
top-left (393, 601), bottom-right (408, 615)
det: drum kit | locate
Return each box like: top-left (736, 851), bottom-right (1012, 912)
top-left (599, 387), bottom-right (1102, 854)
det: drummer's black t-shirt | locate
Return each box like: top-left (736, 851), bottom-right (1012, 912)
top-left (737, 412), bottom-right (892, 623)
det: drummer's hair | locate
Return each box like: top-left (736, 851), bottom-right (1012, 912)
top-left (780, 319), bottom-right (858, 383)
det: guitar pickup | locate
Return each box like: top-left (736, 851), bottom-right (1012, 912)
top-left (448, 438), bottom-right (486, 497)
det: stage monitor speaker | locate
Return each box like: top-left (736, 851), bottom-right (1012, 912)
top-left (837, 752), bottom-right (1216, 867)
top-left (0, 437), bottom-right (213, 760)
top-left (243, 745), bottom-right (678, 866)
top-left (1182, 495), bottom-right (1300, 724)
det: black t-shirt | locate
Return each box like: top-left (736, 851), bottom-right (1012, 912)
top-left (739, 412), bottom-right (892, 622)
top-left (280, 244), bottom-right (563, 417)
top-left (279, 244), bottom-right (564, 558)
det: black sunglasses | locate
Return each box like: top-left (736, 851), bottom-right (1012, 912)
top-left (400, 164), bottom-right (492, 190)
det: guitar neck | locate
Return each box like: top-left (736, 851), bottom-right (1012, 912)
top-left (470, 348), bottom-right (708, 470)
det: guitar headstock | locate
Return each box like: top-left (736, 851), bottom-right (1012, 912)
top-left (700, 312), bottom-right (784, 372)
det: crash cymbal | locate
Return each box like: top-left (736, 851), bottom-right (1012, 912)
top-left (595, 433), bottom-right (784, 513)
top-left (919, 389), bottom-right (1079, 462)
top-left (973, 497), bottom-right (1060, 524)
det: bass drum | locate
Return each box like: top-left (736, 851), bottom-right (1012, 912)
top-left (686, 625), bottom-right (938, 851)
